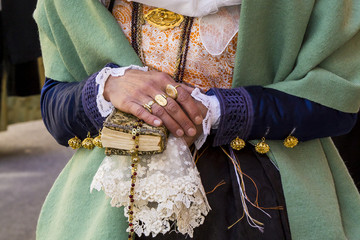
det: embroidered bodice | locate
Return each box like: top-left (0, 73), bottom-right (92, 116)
top-left (112, 0), bottom-right (238, 91)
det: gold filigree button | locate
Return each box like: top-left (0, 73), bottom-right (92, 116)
top-left (144, 8), bottom-right (184, 30)
top-left (93, 135), bottom-right (103, 148)
top-left (230, 137), bottom-right (246, 151)
top-left (255, 137), bottom-right (270, 154)
top-left (82, 132), bottom-right (95, 150)
top-left (68, 136), bottom-right (81, 149)
top-left (283, 135), bottom-right (298, 148)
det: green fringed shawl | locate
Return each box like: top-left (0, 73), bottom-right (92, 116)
top-left (34, 0), bottom-right (360, 239)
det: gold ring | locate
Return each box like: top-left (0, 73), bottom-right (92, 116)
top-left (147, 100), bottom-right (155, 107)
top-left (154, 94), bottom-right (168, 107)
top-left (165, 84), bottom-right (181, 99)
top-left (143, 100), bottom-right (155, 113)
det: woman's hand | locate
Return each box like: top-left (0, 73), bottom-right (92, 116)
top-left (104, 69), bottom-right (204, 137)
top-left (180, 86), bottom-right (208, 146)
top-left (183, 100), bottom-right (208, 146)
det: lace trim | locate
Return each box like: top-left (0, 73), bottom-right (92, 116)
top-left (95, 65), bottom-right (148, 117)
top-left (90, 135), bottom-right (210, 238)
top-left (191, 88), bottom-right (220, 149)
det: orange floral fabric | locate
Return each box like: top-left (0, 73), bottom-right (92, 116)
top-left (112, 0), bottom-right (237, 91)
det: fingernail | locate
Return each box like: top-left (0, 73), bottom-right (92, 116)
top-left (195, 116), bottom-right (203, 125)
top-left (154, 120), bottom-right (161, 126)
top-left (176, 129), bottom-right (184, 137)
top-left (188, 128), bottom-right (196, 136)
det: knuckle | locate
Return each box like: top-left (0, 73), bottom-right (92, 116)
top-left (143, 80), bottom-right (154, 89)
top-left (166, 101), bottom-right (178, 114)
top-left (156, 72), bottom-right (171, 84)
top-left (153, 105), bottom-right (166, 116)
top-left (177, 91), bottom-right (190, 103)
top-left (133, 88), bottom-right (143, 96)
top-left (181, 120), bottom-right (192, 130)
top-left (142, 114), bottom-right (153, 124)
top-left (134, 106), bottom-right (146, 117)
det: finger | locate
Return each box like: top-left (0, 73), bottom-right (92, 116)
top-left (146, 85), bottom-right (196, 137)
top-left (127, 102), bottom-right (163, 127)
top-left (162, 97), bottom-right (197, 137)
top-left (179, 84), bottom-right (195, 94)
top-left (176, 86), bottom-right (204, 125)
top-left (151, 103), bottom-right (186, 137)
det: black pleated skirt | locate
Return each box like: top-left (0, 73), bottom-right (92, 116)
top-left (137, 142), bottom-right (292, 240)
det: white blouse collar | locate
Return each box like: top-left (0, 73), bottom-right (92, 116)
top-left (128, 0), bottom-right (241, 17)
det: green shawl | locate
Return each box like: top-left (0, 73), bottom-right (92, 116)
top-left (34, 0), bottom-right (360, 239)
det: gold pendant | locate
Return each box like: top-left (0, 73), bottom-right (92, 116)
top-left (82, 132), bottom-right (95, 150)
top-left (255, 137), bottom-right (270, 154)
top-left (230, 137), bottom-right (246, 151)
top-left (283, 135), bottom-right (298, 148)
top-left (93, 135), bottom-right (103, 148)
top-left (68, 136), bottom-right (81, 149)
top-left (144, 8), bottom-right (184, 30)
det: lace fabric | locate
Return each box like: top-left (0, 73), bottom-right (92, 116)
top-left (191, 88), bottom-right (221, 149)
top-left (199, 5), bottom-right (240, 56)
top-left (90, 135), bottom-right (211, 238)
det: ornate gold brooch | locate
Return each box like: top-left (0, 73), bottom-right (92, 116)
top-left (144, 8), bottom-right (184, 30)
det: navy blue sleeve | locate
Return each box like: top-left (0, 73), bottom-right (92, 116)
top-left (41, 78), bottom-right (96, 146)
top-left (245, 86), bottom-right (357, 141)
top-left (208, 86), bottom-right (357, 146)
top-left (41, 63), bottom-right (119, 146)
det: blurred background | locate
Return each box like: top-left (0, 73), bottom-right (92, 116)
top-left (0, 1), bottom-right (74, 240)
top-left (0, 0), bottom-right (358, 240)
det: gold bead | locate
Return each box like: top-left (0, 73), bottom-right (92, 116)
top-left (93, 135), bottom-right (103, 148)
top-left (230, 137), bottom-right (246, 151)
top-left (255, 137), bottom-right (270, 154)
top-left (68, 136), bottom-right (81, 149)
top-left (132, 157), bottom-right (139, 163)
top-left (284, 135), bottom-right (298, 148)
top-left (82, 132), bottom-right (94, 150)
top-left (82, 138), bottom-right (94, 150)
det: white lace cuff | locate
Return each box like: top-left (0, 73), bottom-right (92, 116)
top-left (191, 88), bottom-right (221, 149)
top-left (96, 65), bottom-right (148, 117)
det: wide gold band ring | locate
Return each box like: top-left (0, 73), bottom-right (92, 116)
top-left (154, 94), bottom-right (168, 107)
top-left (165, 84), bottom-right (181, 99)
top-left (143, 100), bottom-right (155, 113)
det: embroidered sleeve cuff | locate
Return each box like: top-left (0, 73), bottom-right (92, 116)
top-left (207, 87), bottom-right (254, 147)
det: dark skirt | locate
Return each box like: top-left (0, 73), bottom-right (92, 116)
top-left (137, 143), bottom-right (292, 240)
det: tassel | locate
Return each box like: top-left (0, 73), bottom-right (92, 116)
top-left (221, 147), bottom-right (272, 232)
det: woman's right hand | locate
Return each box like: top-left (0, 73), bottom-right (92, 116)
top-left (103, 69), bottom-right (204, 137)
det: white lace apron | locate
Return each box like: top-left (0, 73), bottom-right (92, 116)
top-left (91, 135), bottom-right (211, 237)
